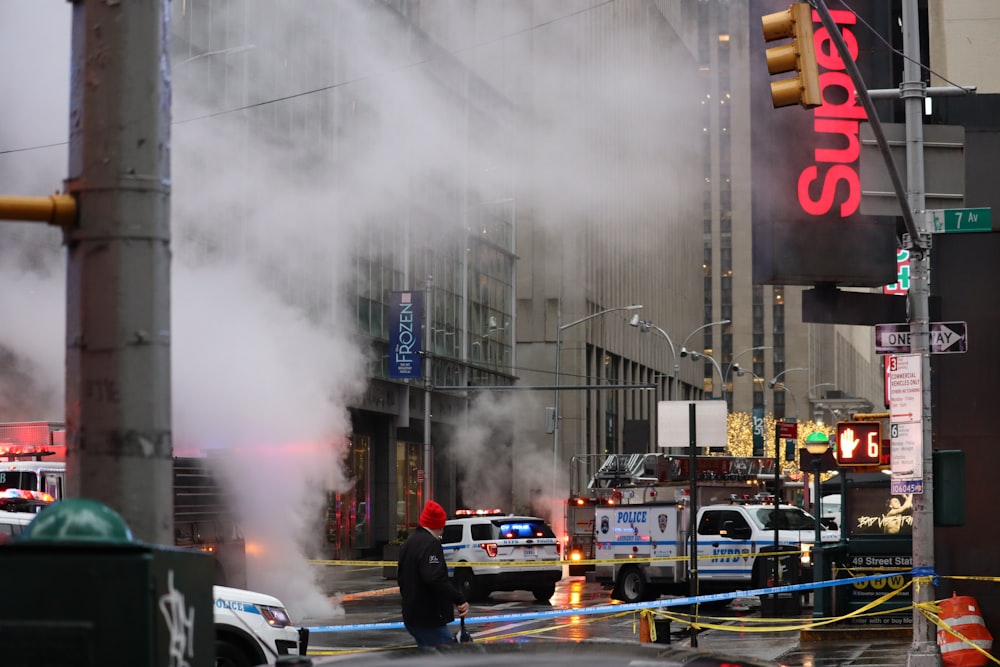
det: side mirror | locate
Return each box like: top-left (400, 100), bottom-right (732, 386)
top-left (720, 520), bottom-right (752, 540)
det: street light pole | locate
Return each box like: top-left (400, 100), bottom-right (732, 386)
top-left (772, 383), bottom-right (800, 422)
top-left (722, 346), bottom-right (772, 408)
top-left (686, 351), bottom-right (724, 399)
top-left (723, 346), bottom-right (773, 389)
top-left (552, 304), bottom-right (643, 500)
top-left (628, 318), bottom-right (677, 399)
top-left (677, 320), bottom-right (730, 392)
top-left (768, 367), bottom-right (809, 420)
top-left (804, 432), bottom-right (831, 619)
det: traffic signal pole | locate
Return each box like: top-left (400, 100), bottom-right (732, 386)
top-left (898, 3), bottom-right (937, 665)
top-left (810, 2), bottom-right (945, 664)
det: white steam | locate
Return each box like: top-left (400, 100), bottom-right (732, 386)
top-left (3, 0), bottom-right (704, 619)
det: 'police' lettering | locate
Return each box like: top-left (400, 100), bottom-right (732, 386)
top-left (616, 510), bottom-right (647, 524)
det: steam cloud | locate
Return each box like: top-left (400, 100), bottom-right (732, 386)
top-left (2, 0), bottom-right (701, 618)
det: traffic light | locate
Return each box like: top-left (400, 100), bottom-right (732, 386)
top-left (761, 3), bottom-right (821, 109)
top-left (834, 421), bottom-right (882, 466)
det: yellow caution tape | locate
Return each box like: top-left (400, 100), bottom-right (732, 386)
top-left (309, 548), bottom-right (804, 568)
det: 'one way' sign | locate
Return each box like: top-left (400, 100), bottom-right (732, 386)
top-left (874, 321), bottom-right (968, 355)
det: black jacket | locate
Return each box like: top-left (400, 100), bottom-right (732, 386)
top-left (398, 526), bottom-right (466, 627)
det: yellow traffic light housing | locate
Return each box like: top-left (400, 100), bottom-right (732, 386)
top-left (762, 3), bottom-right (822, 109)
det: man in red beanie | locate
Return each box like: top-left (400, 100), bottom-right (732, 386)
top-left (397, 500), bottom-right (469, 647)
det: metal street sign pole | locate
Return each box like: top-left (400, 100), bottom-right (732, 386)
top-left (901, 2), bottom-right (937, 664)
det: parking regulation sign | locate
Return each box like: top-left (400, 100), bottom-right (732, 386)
top-left (890, 422), bottom-right (923, 495)
top-left (888, 354), bottom-right (922, 424)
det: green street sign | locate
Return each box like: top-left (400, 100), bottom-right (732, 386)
top-left (928, 208), bottom-right (992, 233)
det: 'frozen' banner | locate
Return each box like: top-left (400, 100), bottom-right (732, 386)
top-left (389, 291), bottom-right (424, 379)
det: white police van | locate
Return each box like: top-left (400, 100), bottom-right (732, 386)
top-left (441, 510), bottom-right (562, 602)
top-left (213, 585), bottom-right (309, 667)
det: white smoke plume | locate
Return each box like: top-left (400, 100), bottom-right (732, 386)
top-left (2, 0), bottom-right (703, 619)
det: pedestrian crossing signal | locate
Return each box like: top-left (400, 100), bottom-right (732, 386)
top-left (834, 422), bottom-right (882, 466)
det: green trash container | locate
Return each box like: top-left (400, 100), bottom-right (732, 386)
top-left (0, 498), bottom-right (214, 667)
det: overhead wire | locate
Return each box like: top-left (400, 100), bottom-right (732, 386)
top-left (831, 0), bottom-right (972, 91)
top-left (1, 0), bottom-right (616, 155)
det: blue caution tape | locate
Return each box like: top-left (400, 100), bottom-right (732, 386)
top-left (307, 570), bottom-right (906, 633)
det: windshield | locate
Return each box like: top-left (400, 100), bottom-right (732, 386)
top-left (493, 519), bottom-right (555, 539)
top-left (751, 506), bottom-right (817, 531)
top-left (0, 471), bottom-right (39, 493)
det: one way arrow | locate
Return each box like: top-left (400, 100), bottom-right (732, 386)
top-left (929, 321), bottom-right (968, 353)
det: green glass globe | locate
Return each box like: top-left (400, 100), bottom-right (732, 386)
top-left (22, 497), bottom-right (135, 544)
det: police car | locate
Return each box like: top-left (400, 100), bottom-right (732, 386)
top-left (441, 510), bottom-right (562, 602)
top-left (213, 585), bottom-right (309, 667)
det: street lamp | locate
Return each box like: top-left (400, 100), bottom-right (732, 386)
top-left (722, 346), bottom-right (772, 390)
top-left (768, 367), bottom-right (809, 420)
top-left (676, 319), bottom-right (730, 399)
top-left (730, 362), bottom-right (768, 416)
top-left (552, 304), bottom-right (643, 499)
top-left (628, 317), bottom-right (677, 399)
top-left (682, 349), bottom-right (724, 399)
top-left (771, 382), bottom-right (800, 421)
top-left (804, 431), bottom-right (831, 619)
top-left (768, 367), bottom-right (809, 389)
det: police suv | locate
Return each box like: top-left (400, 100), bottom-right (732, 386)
top-left (441, 510), bottom-right (563, 602)
top-left (214, 585), bottom-right (309, 667)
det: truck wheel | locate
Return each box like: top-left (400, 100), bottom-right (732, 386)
top-left (215, 639), bottom-right (252, 667)
top-left (615, 566), bottom-right (647, 604)
top-left (532, 584), bottom-right (556, 602)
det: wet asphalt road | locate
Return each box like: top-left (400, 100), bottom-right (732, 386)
top-left (302, 569), bottom-right (915, 665)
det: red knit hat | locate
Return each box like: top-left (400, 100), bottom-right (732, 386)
top-left (419, 500), bottom-right (447, 530)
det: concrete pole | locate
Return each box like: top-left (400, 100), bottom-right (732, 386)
top-left (900, 2), bottom-right (938, 665)
top-left (64, 1), bottom-right (173, 544)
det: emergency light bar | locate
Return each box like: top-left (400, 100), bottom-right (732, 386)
top-left (454, 508), bottom-right (504, 517)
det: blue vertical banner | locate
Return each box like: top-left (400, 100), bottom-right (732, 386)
top-left (388, 291), bottom-right (424, 379)
top-left (752, 407), bottom-right (765, 457)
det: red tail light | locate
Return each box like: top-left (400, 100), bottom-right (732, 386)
top-left (556, 543), bottom-right (561, 556)
top-left (479, 542), bottom-right (498, 558)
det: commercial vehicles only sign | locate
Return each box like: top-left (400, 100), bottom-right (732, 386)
top-left (888, 354), bottom-right (922, 424)
top-left (888, 354), bottom-right (924, 494)
top-left (874, 321), bottom-right (968, 355)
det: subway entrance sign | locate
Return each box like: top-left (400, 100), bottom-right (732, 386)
top-left (928, 208), bottom-right (992, 234)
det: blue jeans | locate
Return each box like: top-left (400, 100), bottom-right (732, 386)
top-left (405, 623), bottom-right (455, 648)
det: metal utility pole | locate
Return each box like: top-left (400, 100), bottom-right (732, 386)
top-left (899, 2), bottom-right (937, 664)
top-left (813, 1), bottom-right (953, 663)
top-left (64, 1), bottom-right (173, 544)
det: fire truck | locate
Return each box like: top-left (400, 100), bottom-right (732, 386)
top-left (564, 453), bottom-right (785, 576)
top-left (0, 421), bottom-right (65, 461)
top-left (0, 425), bottom-right (248, 589)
